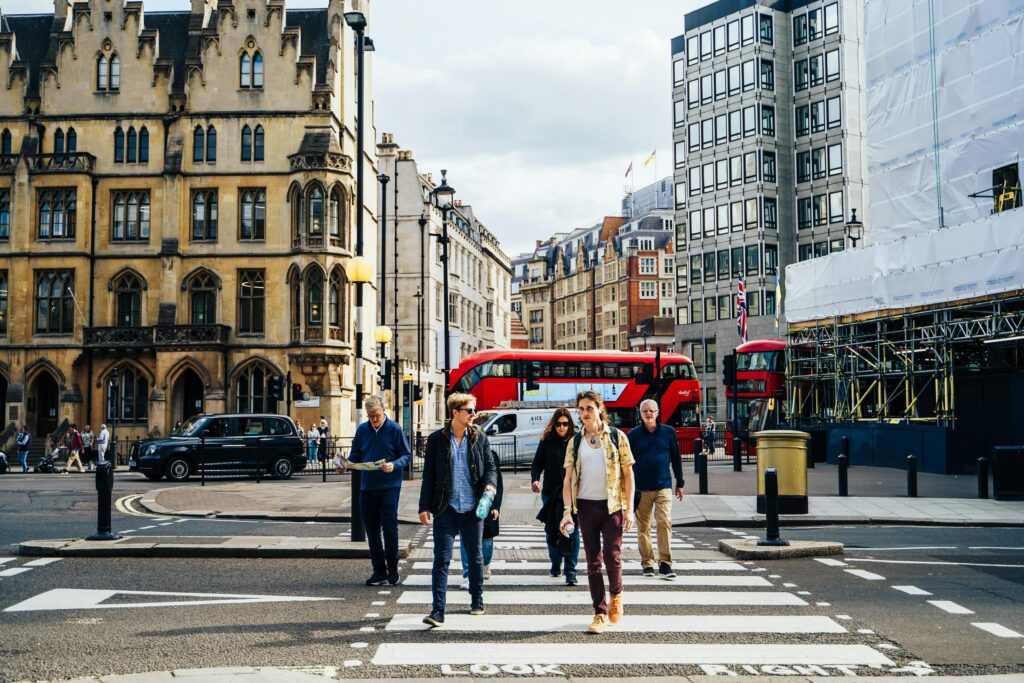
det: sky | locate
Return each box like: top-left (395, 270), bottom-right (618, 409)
top-left (17, 0), bottom-right (704, 257)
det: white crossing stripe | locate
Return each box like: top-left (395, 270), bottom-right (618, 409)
top-left (893, 585), bottom-right (932, 596)
top-left (928, 600), bottom-right (974, 614)
top-left (0, 558), bottom-right (17, 565)
top-left (845, 569), bottom-right (885, 581)
top-left (401, 573), bottom-right (771, 587)
top-left (396, 590), bottom-right (807, 606)
top-left (434, 541), bottom-right (695, 549)
top-left (814, 558), bottom-right (848, 567)
top-left (0, 568), bottom-right (33, 577)
top-left (385, 613), bottom-right (847, 633)
top-left (24, 559), bottom-right (62, 567)
top-left (371, 642), bottom-right (894, 666)
top-left (972, 622), bottom-right (1024, 638)
top-left (411, 560), bottom-right (745, 571)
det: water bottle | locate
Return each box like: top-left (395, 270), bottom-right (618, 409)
top-left (476, 486), bottom-right (496, 520)
top-left (563, 522), bottom-right (575, 537)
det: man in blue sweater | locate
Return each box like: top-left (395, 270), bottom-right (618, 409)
top-left (627, 399), bottom-right (685, 579)
top-left (348, 395), bottom-right (412, 586)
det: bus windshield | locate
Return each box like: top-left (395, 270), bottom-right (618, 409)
top-left (737, 351), bottom-right (780, 372)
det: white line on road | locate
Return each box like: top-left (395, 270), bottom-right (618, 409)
top-left (968, 547), bottom-right (1024, 550)
top-left (397, 590), bottom-right (808, 606)
top-left (385, 613), bottom-right (847, 633)
top-left (371, 643), bottom-right (894, 666)
top-left (4, 588), bottom-right (342, 611)
top-left (411, 560), bottom-right (744, 571)
top-left (23, 559), bottom-right (62, 567)
top-left (138, 526), bottom-right (156, 530)
top-left (853, 546), bottom-right (957, 551)
top-left (401, 574), bottom-right (772, 587)
top-left (928, 600), bottom-right (974, 615)
top-left (845, 569), bottom-right (886, 581)
top-left (892, 585), bottom-right (932, 596)
top-left (0, 568), bottom-right (32, 577)
top-left (972, 622), bottom-right (1024, 638)
top-left (813, 558), bottom-right (848, 567)
top-left (0, 558), bottom-right (18, 565)
top-left (848, 558), bottom-right (1024, 569)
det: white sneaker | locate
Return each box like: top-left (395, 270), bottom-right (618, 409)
top-left (459, 581), bottom-right (469, 590)
top-left (483, 565), bottom-right (491, 580)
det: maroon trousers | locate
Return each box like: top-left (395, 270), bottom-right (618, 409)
top-left (576, 498), bottom-right (623, 615)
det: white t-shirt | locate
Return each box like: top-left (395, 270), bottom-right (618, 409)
top-left (577, 437), bottom-right (608, 501)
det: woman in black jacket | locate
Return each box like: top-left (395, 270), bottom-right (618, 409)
top-left (531, 407), bottom-right (579, 585)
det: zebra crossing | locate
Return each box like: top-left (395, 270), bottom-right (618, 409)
top-left (361, 524), bottom-right (928, 676)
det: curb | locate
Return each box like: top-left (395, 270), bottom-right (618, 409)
top-left (718, 538), bottom-right (844, 560)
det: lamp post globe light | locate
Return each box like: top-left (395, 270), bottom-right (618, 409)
top-left (344, 8), bottom-right (372, 544)
top-left (845, 208), bottom-right (864, 248)
top-left (431, 170), bottom-right (455, 398)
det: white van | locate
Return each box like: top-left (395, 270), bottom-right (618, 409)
top-left (473, 408), bottom-right (580, 468)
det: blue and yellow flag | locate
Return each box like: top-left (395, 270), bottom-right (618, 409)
top-left (643, 149), bottom-right (656, 166)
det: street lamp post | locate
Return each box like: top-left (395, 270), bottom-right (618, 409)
top-left (845, 208), bottom-right (864, 248)
top-left (417, 212), bottom-right (427, 437)
top-left (344, 9), bottom-right (372, 544)
top-left (392, 170), bottom-right (400, 426)
top-left (377, 172), bottom-right (390, 407)
top-left (431, 171), bottom-right (456, 398)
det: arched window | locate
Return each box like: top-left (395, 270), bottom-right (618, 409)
top-left (113, 272), bottom-right (143, 328)
top-left (238, 269), bottom-right (265, 334)
top-left (234, 363), bottom-right (277, 414)
top-left (110, 54), bottom-right (120, 90)
top-left (307, 185), bottom-right (324, 235)
top-left (329, 268), bottom-right (342, 328)
top-left (107, 365), bottom-right (148, 424)
top-left (206, 125), bottom-right (217, 162)
top-left (191, 190), bottom-right (218, 240)
top-left (253, 52), bottom-right (264, 88)
top-left (239, 189), bottom-right (265, 240)
top-left (66, 127), bottom-right (76, 154)
top-left (0, 271), bottom-right (7, 335)
top-left (1, 129), bottom-right (11, 156)
top-left (36, 188), bottom-right (76, 239)
top-left (193, 126), bottom-right (204, 163)
top-left (240, 52), bottom-right (251, 88)
top-left (112, 191), bottom-right (150, 241)
top-left (289, 270), bottom-right (301, 331)
top-left (54, 128), bottom-right (64, 160)
top-left (113, 126), bottom-right (124, 163)
top-left (241, 125), bottom-right (252, 161)
top-left (186, 270), bottom-right (218, 325)
top-left (97, 55), bottom-right (108, 90)
top-left (253, 125), bottom-right (264, 161)
top-left (328, 188), bottom-right (341, 238)
top-left (0, 190), bottom-right (10, 240)
top-left (138, 127), bottom-right (148, 163)
top-left (305, 268), bottom-right (324, 327)
top-left (289, 184), bottom-right (303, 241)
top-left (126, 127), bottom-right (137, 163)
top-left (35, 270), bottom-right (74, 333)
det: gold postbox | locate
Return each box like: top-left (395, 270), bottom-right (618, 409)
top-left (754, 430), bottom-right (810, 514)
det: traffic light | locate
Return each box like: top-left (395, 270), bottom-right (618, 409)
top-left (268, 375), bottom-right (285, 400)
top-left (723, 354), bottom-right (736, 387)
top-left (524, 361), bottom-right (541, 392)
top-left (380, 360), bottom-right (392, 390)
top-left (402, 381), bottom-right (412, 405)
top-left (291, 383), bottom-right (303, 402)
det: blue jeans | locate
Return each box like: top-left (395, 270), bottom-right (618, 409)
top-left (542, 493), bottom-right (579, 578)
top-left (432, 506), bottom-right (483, 612)
top-left (307, 440), bottom-right (318, 464)
top-left (460, 535), bottom-right (493, 577)
top-left (361, 486), bottom-right (401, 577)
top-left (18, 450), bottom-right (29, 471)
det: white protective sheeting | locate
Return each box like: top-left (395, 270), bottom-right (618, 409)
top-left (786, 0), bottom-right (1024, 322)
top-left (786, 210), bottom-right (1024, 322)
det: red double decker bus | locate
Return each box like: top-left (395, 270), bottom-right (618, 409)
top-left (449, 349), bottom-right (703, 452)
top-left (726, 339), bottom-right (787, 441)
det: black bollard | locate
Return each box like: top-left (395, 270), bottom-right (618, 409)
top-left (732, 435), bottom-right (742, 472)
top-left (693, 438), bottom-right (702, 474)
top-left (758, 467), bottom-right (789, 547)
top-left (838, 454), bottom-right (849, 496)
top-left (698, 449), bottom-right (708, 495)
top-left (840, 435), bottom-right (850, 460)
top-left (86, 461), bottom-right (121, 541)
top-left (907, 454), bottom-right (918, 497)
top-left (977, 456), bottom-right (989, 499)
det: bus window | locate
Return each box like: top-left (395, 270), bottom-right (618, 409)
top-left (488, 360), bottom-right (514, 377)
top-left (552, 361), bottom-right (567, 378)
top-left (579, 362), bottom-right (593, 377)
top-left (666, 403), bottom-right (700, 428)
top-left (601, 363), bottom-right (617, 378)
top-left (618, 364), bottom-right (633, 379)
top-left (606, 407), bottom-right (637, 429)
top-left (566, 363), bottom-right (579, 378)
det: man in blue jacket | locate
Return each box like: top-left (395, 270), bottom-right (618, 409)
top-left (348, 395), bottom-right (412, 586)
top-left (627, 399), bottom-right (685, 579)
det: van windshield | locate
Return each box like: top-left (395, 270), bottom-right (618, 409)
top-left (473, 412), bottom-right (497, 427)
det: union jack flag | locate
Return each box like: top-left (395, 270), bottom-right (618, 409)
top-left (736, 276), bottom-right (748, 343)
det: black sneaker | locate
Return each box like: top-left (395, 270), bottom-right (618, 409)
top-left (565, 575), bottom-right (578, 586)
top-left (470, 599), bottom-right (485, 615)
top-left (422, 610), bottom-right (444, 627)
top-left (549, 560), bottom-right (561, 578)
top-left (642, 566), bottom-right (656, 577)
top-left (365, 574), bottom-right (387, 586)
top-left (659, 562), bottom-right (676, 579)
top-left (386, 569), bottom-right (401, 586)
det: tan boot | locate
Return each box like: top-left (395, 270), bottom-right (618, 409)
top-left (587, 613), bottom-right (607, 634)
top-left (609, 593), bottom-right (623, 624)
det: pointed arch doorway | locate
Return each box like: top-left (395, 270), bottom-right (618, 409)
top-left (171, 369), bottom-right (205, 428)
top-left (31, 372), bottom-right (59, 437)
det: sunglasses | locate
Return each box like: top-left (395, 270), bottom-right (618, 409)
top-left (459, 407), bottom-right (477, 414)
top-left (555, 421), bottom-right (571, 427)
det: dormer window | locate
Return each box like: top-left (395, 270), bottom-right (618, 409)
top-left (240, 50), bottom-right (264, 89)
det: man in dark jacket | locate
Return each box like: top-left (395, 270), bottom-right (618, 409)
top-left (418, 392), bottom-right (497, 627)
top-left (627, 399), bottom-right (685, 579)
top-left (348, 395), bottom-right (412, 587)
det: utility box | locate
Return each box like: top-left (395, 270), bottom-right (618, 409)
top-left (754, 430), bottom-right (810, 514)
top-left (992, 445), bottom-right (1024, 501)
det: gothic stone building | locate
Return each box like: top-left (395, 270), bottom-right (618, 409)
top-left (0, 0), bottom-right (382, 453)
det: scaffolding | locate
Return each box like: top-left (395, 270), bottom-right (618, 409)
top-left (787, 292), bottom-right (1024, 427)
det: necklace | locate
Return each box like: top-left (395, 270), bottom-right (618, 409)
top-left (587, 431), bottom-right (600, 448)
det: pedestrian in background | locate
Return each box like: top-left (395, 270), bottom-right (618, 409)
top-left (531, 407), bottom-right (579, 586)
top-left (307, 422), bottom-right (320, 465)
top-left (560, 390), bottom-right (635, 634)
top-left (702, 416), bottom-right (716, 455)
top-left (65, 424), bottom-right (85, 473)
top-left (81, 425), bottom-right (95, 471)
top-left (628, 399), bottom-right (684, 579)
top-left (418, 392), bottom-right (497, 627)
top-left (16, 426), bottom-right (30, 473)
top-left (318, 417), bottom-right (330, 464)
top-left (349, 396), bottom-right (412, 587)
top-left (96, 424), bottom-right (110, 465)
top-left (460, 449), bottom-right (502, 588)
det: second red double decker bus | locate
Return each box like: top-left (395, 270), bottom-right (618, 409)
top-left (726, 339), bottom-right (787, 444)
top-left (449, 348), bottom-right (703, 453)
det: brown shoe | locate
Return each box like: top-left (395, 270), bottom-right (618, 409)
top-left (587, 614), bottom-right (607, 634)
top-left (609, 593), bottom-right (623, 623)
